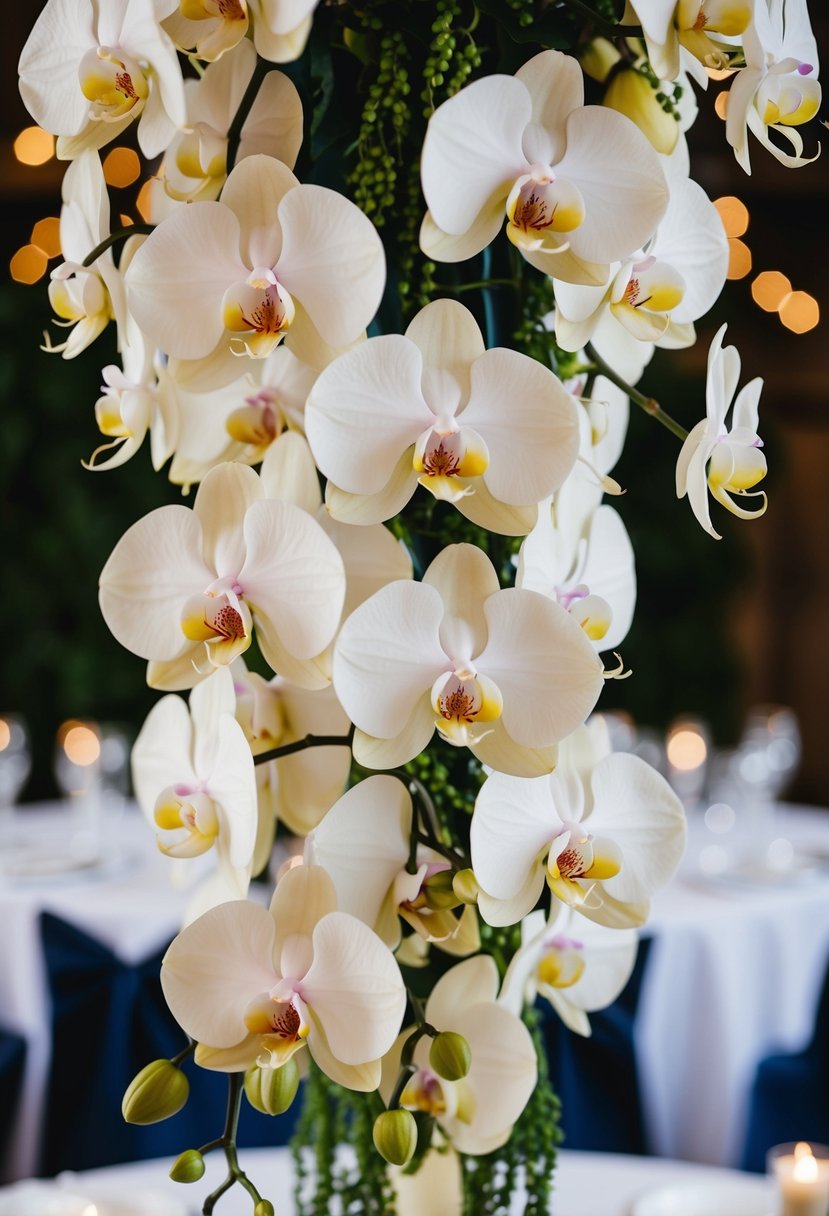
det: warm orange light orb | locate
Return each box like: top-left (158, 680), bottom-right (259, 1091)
top-left (14, 126), bottom-right (55, 166)
top-left (103, 147), bottom-right (141, 188)
top-left (62, 725), bottom-right (102, 767)
top-left (10, 245), bottom-right (48, 284)
top-left (751, 271), bottom-right (792, 312)
top-left (31, 217), bottom-right (62, 258)
top-left (726, 238), bottom-right (752, 280)
top-left (667, 729), bottom-right (708, 772)
top-left (779, 291), bottom-right (820, 334)
top-left (714, 196), bottom-right (749, 239)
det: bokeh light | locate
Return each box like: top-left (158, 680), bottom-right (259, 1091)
top-left (779, 291), bottom-right (820, 334)
top-left (715, 196), bottom-right (749, 238)
top-left (10, 245), bottom-right (48, 284)
top-left (13, 126), bottom-right (54, 165)
top-left (726, 238), bottom-right (752, 280)
top-left (136, 179), bottom-right (154, 222)
top-left (751, 271), bottom-right (792, 312)
top-left (103, 147), bottom-right (141, 188)
top-left (31, 217), bottom-right (61, 258)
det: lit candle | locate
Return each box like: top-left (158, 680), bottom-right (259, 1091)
top-left (770, 1142), bottom-right (829, 1216)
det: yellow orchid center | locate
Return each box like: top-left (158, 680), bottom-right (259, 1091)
top-left (414, 426), bottom-right (489, 502)
top-left (245, 993), bottom-right (309, 1069)
top-left (708, 437), bottom-right (767, 493)
top-left (153, 786), bottom-right (219, 858)
top-left (503, 169), bottom-right (581, 249)
top-left (180, 589), bottom-right (252, 667)
top-left (759, 69), bottom-right (821, 129)
top-left (547, 827), bottom-right (622, 908)
top-left (79, 47), bottom-right (148, 121)
top-left (536, 936), bottom-right (586, 990)
top-left (226, 389), bottom-right (283, 448)
top-left (223, 273), bottom-right (295, 359)
top-left (676, 0), bottom-right (752, 36)
top-left (617, 257), bottom-right (686, 316)
top-left (431, 670), bottom-right (503, 747)
top-left (400, 1070), bottom-right (447, 1117)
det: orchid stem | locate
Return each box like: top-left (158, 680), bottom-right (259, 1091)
top-left (202, 1073), bottom-right (266, 1214)
top-left (557, 0), bottom-right (643, 37)
top-left (82, 226), bottom-right (154, 268)
top-left (436, 278), bottom-right (518, 293)
top-left (253, 723), bottom-right (355, 766)
top-left (170, 1039), bottom-right (196, 1068)
top-left (585, 342), bottom-right (688, 442)
top-left (226, 56), bottom-right (271, 173)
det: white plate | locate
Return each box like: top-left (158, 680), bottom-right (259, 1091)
top-left (0, 1178), bottom-right (188, 1216)
top-left (630, 1178), bottom-right (776, 1216)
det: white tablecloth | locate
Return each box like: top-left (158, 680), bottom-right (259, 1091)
top-left (2, 801), bottom-right (829, 1180)
top-left (6, 1148), bottom-right (775, 1216)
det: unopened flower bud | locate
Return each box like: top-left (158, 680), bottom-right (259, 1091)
top-left (604, 68), bottom-right (679, 155)
top-left (423, 870), bottom-right (459, 910)
top-left (122, 1059), bottom-right (189, 1125)
top-left (169, 1149), bottom-right (205, 1183)
top-left (579, 36), bottom-right (622, 83)
top-left (429, 1031), bottom-right (472, 1081)
top-left (373, 1108), bottom-right (418, 1166)
top-left (254, 1202), bottom-right (275, 1216)
top-left (452, 868), bottom-right (479, 905)
top-left (244, 1057), bottom-right (300, 1116)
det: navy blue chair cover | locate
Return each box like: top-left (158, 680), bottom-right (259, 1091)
top-left (741, 956), bottom-right (829, 1172)
top-left (0, 1024), bottom-right (26, 1182)
top-left (39, 912), bottom-right (300, 1176)
top-left (542, 935), bottom-right (653, 1154)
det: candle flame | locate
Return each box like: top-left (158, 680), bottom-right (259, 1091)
top-left (793, 1142), bottom-right (818, 1183)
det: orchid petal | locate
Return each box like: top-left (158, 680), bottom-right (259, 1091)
top-left (515, 50), bottom-right (583, 162)
top-left (306, 1018), bottom-right (381, 1091)
top-left (195, 463), bottom-right (263, 579)
top-left (426, 955), bottom-right (499, 1029)
top-left (405, 300), bottom-right (485, 402)
top-left (419, 196), bottom-right (505, 264)
top-left (470, 720), bottom-right (558, 778)
top-left (352, 695), bottom-right (437, 770)
top-left (221, 154), bottom-right (297, 269)
top-left (270, 864), bottom-right (338, 970)
top-left (423, 543), bottom-right (499, 664)
top-left (260, 432), bottom-right (322, 517)
top-left (472, 770), bottom-right (559, 902)
top-left (455, 483), bottom-right (539, 537)
top-left (131, 695), bottom-right (196, 823)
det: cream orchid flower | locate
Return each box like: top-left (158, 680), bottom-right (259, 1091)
top-left (306, 775), bottom-right (479, 956)
top-left (470, 721), bottom-right (685, 928)
top-left (43, 150), bottom-right (131, 360)
top-left (161, 863), bottom-right (406, 1089)
top-left (99, 461), bottom-right (345, 689)
top-left (379, 956), bottom-right (537, 1155)
top-left (500, 907), bottom-right (638, 1036)
top-left (305, 298), bottom-right (579, 535)
top-left (554, 174), bottom-right (728, 352)
top-left (163, 0), bottom-right (318, 65)
top-left (725, 0), bottom-right (821, 173)
top-left (333, 543), bottom-right (605, 777)
top-left (623, 0), bottom-right (754, 82)
top-left (517, 499), bottom-right (636, 653)
top-left (232, 658), bottom-right (351, 840)
top-left (166, 345), bottom-right (317, 488)
top-left (131, 667), bottom-right (257, 919)
top-left (148, 40), bottom-right (303, 210)
top-left (85, 318), bottom-right (178, 472)
top-left (126, 154), bottom-right (385, 368)
top-left (676, 323), bottom-right (767, 538)
top-left (420, 49), bottom-right (669, 286)
top-left (19, 0), bottom-right (186, 160)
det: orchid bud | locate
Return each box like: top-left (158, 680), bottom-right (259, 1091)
top-left (244, 1057), bottom-right (300, 1116)
top-left (452, 868), bottom-right (479, 905)
top-left (429, 1031), bottom-right (472, 1082)
top-left (122, 1058), bottom-right (189, 1125)
top-left (603, 69), bottom-right (679, 156)
top-left (423, 870), bottom-right (459, 910)
top-left (373, 1109), bottom-right (418, 1166)
top-left (579, 36), bottom-right (621, 83)
top-left (254, 1203), bottom-right (275, 1216)
top-left (169, 1149), bottom-right (205, 1183)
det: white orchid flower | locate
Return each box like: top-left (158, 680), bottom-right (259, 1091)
top-left (470, 721), bottom-right (686, 928)
top-left (725, 0), bottom-right (821, 173)
top-left (623, 0), bottom-right (754, 82)
top-left (126, 154), bottom-right (385, 369)
top-left (86, 318), bottom-right (178, 472)
top-left (163, 0), bottom-right (318, 65)
top-left (554, 175), bottom-right (728, 353)
top-left (19, 0), bottom-right (186, 160)
top-left (676, 323), bottom-right (767, 539)
top-left (162, 864), bottom-right (406, 1088)
top-left (500, 907), bottom-right (638, 1036)
top-left (380, 956), bottom-right (537, 1155)
top-left (333, 542), bottom-right (605, 777)
top-left (306, 775), bottom-right (479, 956)
top-left (517, 499), bottom-right (636, 653)
top-left (43, 150), bottom-right (131, 360)
top-left (131, 667), bottom-right (257, 918)
top-left (232, 658), bottom-right (351, 840)
top-left (167, 345), bottom-right (317, 488)
top-left (420, 49), bottom-right (669, 286)
top-left (149, 41), bottom-right (303, 211)
top-left (99, 461), bottom-right (345, 690)
top-left (305, 298), bottom-right (579, 535)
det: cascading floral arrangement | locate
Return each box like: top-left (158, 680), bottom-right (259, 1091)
top-left (17, 0), bottom-right (821, 1212)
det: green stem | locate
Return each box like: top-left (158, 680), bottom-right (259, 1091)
top-left (202, 1073), bottom-right (266, 1215)
top-left (82, 226), bottom-right (154, 267)
top-left (585, 342), bottom-right (688, 442)
top-left (435, 277), bottom-right (519, 293)
top-left (170, 1039), bottom-right (196, 1068)
top-left (414, 830), bottom-right (467, 870)
top-left (253, 723), bottom-right (355, 766)
top-left (558, 0), bottom-right (643, 38)
top-left (225, 57), bottom-right (271, 173)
